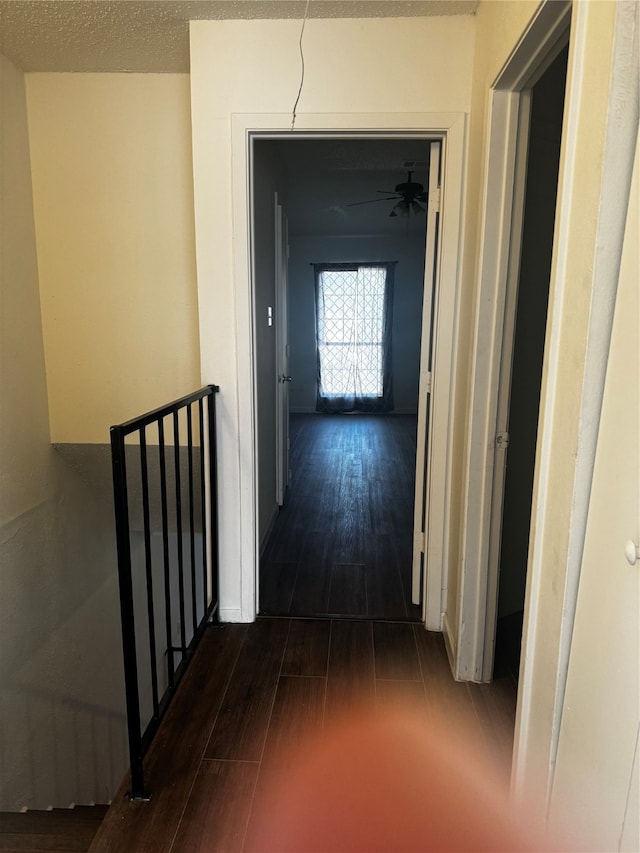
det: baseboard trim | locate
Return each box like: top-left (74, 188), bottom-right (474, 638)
top-left (218, 608), bottom-right (243, 623)
top-left (442, 612), bottom-right (458, 679)
top-left (289, 409), bottom-right (419, 416)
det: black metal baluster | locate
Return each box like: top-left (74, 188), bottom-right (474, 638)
top-left (157, 418), bottom-right (174, 690)
top-left (173, 411), bottom-right (186, 655)
top-left (110, 426), bottom-right (147, 800)
top-left (198, 398), bottom-right (208, 612)
top-left (140, 427), bottom-right (159, 721)
top-left (207, 387), bottom-right (220, 620)
top-left (187, 404), bottom-right (198, 634)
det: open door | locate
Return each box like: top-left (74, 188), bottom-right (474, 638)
top-left (412, 140), bottom-right (442, 622)
top-left (275, 194), bottom-right (290, 506)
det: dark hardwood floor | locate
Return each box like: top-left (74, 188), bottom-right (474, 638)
top-left (88, 618), bottom-right (517, 853)
top-left (8, 418), bottom-right (519, 852)
top-left (260, 414), bottom-right (422, 621)
top-left (0, 805), bottom-right (108, 852)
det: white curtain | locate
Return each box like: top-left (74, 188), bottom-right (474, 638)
top-left (314, 263), bottom-right (394, 413)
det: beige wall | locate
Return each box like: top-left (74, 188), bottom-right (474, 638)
top-left (0, 53), bottom-right (127, 811)
top-left (548, 133), bottom-right (639, 853)
top-left (451, 0), bottom-right (638, 829)
top-left (0, 59), bottom-right (52, 521)
top-left (26, 73), bottom-right (201, 443)
top-left (513, 0), bottom-right (627, 817)
top-left (190, 14), bottom-right (476, 620)
top-left (2, 66), bottom-right (209, 809)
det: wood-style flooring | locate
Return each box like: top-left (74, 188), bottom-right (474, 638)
top-left (0, 805), bottom-right (108, 852)
top-left (260, 414), bottom-right (421, 621)
top-left (4, 417), bottom-right (518, 851)
top-left (88, 618), bottom-right (517, 853)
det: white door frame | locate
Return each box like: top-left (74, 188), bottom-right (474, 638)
top-left (235, 112), bottom-right (466, 623)
top-left (411, 140), bottom-right (442, 619)
top-left (456, 1), bottom-right (571, 682)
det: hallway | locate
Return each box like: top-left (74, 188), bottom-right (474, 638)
top-left (260, 414), bottom-right (421, 621)
top-left (85, 416), bottom-right (516, 850)
top-left (89, 618), bottom-right (517, 852)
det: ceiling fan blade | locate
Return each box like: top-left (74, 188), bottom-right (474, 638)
top-left (375, 190), bottom-right (400, 195)
top-left (346, 197), bottom-right (400, 207)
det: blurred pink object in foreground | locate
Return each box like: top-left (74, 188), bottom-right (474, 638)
top-left (248, 700), bottom-right (552, 852)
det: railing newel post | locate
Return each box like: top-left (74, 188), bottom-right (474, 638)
top-left (198, 399), bottom-right (208, 620)
top-left (110, 425), bottom-right (147, 801)
top-left (207, 387), bottom-right (220, 624)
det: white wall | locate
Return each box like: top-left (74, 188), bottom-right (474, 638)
top-left (288, 234), bottom-right (426, 414)
top-left (0, 53), bottom-right (127, 811)
top-left (190, 14), bottom-right (475, 620)
top-left (26, 73), bottom-right (201, 443)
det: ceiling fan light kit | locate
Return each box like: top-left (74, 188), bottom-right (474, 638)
top-left (390, 199), bottom-right (426, 217)
top-left (390, 200), bottom-right (409, 218)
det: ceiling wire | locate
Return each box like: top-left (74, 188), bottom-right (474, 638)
top-left (291, 0), bottom-right (311, 131)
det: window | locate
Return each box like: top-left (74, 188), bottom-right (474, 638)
top-left (314, 263), bottom-right (394, 413)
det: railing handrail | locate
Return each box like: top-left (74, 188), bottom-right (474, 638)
top-left (112, 384), bottom-right (219, 436)
top-left (110, 384), bottom-right (220, 801)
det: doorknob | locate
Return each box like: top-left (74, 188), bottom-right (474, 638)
top-left (625, 540), bottom-right (640, 566)
top-left (280, 375), bottom-right (293, 383)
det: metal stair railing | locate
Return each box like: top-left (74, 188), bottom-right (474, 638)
top-left (110, 385), bottom-right (220, 800)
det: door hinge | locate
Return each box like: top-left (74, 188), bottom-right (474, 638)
top-left (414, 530), bottom-right (426, 553)
top-left (495, 432), bottom-right (510, 449)
top-left (424, 371), bottom-right (432, 394)
top-left (429, 187), bottom-right (441, 213)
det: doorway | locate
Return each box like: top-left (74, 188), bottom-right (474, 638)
top-left (253, 137), bottom-right (432, 621)
top-left (208, 111), bottom-right (465, 625)
top-left (492, 45), bottom-right (569, 680)
top-left (456, 0), bottom-right (572, 683)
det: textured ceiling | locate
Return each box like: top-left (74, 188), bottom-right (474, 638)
top-left (0, 0), bottom-right (478, 73)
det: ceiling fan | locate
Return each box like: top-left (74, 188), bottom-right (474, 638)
top-left (347, 170), bottom-right (427, 217)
